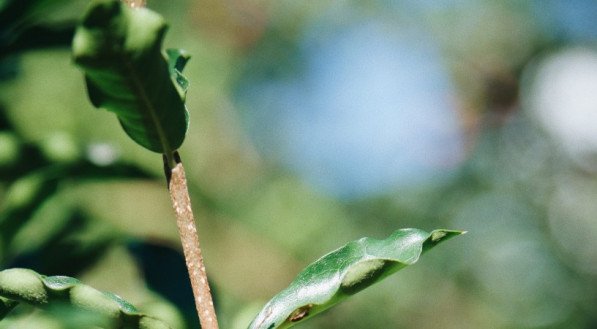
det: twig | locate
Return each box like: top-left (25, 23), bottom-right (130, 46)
top-left (165, 152), bottom-right (219, 329)
top-left (121, 2), bottom-right (219, 327)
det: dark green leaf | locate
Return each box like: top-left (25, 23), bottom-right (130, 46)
top-left (0, 297), bottom-right (18, 320)
top-left (248, 228), bottom-right (464, 329)
top-left (1, 23), bottom-right (75, 60)
top-left (72, 0), bottom-right (189, 154)
top-left (0, 0), bottom-right (71, 34)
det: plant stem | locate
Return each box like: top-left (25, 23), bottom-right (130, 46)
top-left (165, 152), bottom-right (219, 329)
top-left (120, 2), bottom-right (218, 327)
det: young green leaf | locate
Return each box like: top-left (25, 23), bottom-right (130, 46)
top-left (72, 0), bottom-right (189, 155)
top-left (0, 268), bottom-right (173, 328)
top-left (248, 228), bottom-right (464, 329)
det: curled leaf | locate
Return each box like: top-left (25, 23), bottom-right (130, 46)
top-left (248, 228), bottom-right (464, 329)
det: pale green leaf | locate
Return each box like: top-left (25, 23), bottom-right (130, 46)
top-left (0, 268), bottom-right (173, 328)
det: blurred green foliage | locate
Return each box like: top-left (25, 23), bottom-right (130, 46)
top-left (1, 0), bottom-right (597, 329)
top-left (0, 268), bottom-right (176, 329)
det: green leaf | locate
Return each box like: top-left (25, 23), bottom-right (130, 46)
top-left (0, 268), bottom-right (173, 328)
top-left (166, 48), bottom-right (190, 102)
top-left (248, 228), bottom-right (464, 329)
top-left (72, 0), bottom-right (189, 154)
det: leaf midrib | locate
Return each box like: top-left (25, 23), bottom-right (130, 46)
top-left (121, 54), bottom-right (173, 162)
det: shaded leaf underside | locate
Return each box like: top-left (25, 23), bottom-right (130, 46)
top-left (72, 0), bottom-right (189, 154)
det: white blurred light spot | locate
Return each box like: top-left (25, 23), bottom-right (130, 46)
top-left (86, 143), bottom-right (120, 166)
top-left (527, 48), bottom-right (597, 166)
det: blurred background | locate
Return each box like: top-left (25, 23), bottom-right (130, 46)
top-left (1, 0), bottom-right (597, 328)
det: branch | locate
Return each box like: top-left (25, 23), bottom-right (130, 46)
top-left (118, 2), bottom-right (219, 327)
top-left (165, 152), bottom-right (219, 329)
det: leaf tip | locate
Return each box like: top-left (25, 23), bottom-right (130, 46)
top-left (430, 229), bottom-right (466, 241)
top-left (423, 229), bottom-right (464, 252)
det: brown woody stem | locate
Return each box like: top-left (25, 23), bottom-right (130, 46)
top-left (120, 2), bottom-right (218, 327)
top-left (165, 152), bottom-right (219, 329)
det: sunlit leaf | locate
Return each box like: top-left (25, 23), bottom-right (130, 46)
top-left (72, 0), bottom-right (189, 154)
top-left (248, 228), bottom-right (464, 329)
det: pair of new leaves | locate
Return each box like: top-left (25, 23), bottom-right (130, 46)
top-left (67, 1), bottom-right (464, 328)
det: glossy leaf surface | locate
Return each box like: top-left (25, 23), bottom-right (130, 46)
top-left (248, 228), bottom-right (464, 329)
top-left (72, 0), bottom-right (189, 153)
